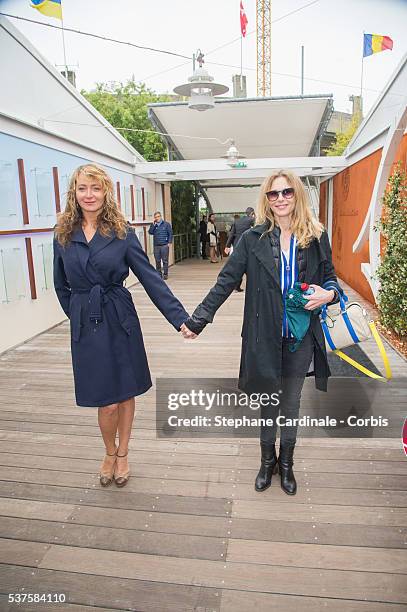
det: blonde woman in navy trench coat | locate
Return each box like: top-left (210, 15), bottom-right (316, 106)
top-left (53, 164), bottom-right (190, 488)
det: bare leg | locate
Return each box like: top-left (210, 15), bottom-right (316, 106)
top-left (98, 403), bottom-right (119, 454)
top-left (117, 396), bottom-right (135, 454)
top-left (114, 397), bottom-right (135, 486)
top-left (97, 403), bottom-right (119, 486)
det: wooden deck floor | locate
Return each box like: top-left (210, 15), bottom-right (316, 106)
top-left (0, 259), bottom-right (406, 611)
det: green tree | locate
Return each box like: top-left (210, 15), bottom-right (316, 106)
top-left (170, 181), bottom-right (196, 235)
top-left (81, 79), bottom-right (170, 161)
top-left (326, 115), bottom-right (360, 156)
top-left (375, 164), bottom-right (407, 337)
top-left (83, 78), bottom-right (197, 241)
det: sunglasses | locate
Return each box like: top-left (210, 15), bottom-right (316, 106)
top-left (265, 187), bottom-right (295, 202)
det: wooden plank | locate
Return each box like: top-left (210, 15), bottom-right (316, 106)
top-left (0, 516), bottom-right (226, 561)
top-left (1, 465), bottom-right (406, 507)
top-left (220, 590), bottom-right (406, 612)
top-left (35, 543), bottom-right (407, 603)
top-left (226, 539), bottom-right (407, 573)
top-left (0, 564), bottom-right (221, 612)
top-left (229, 517), bottom-right (407, 548)
top-left (0, 498), bottom-right (75, 521)
top-left (2, 450), bottom-right (406, 490)
top-left (232, 499), bottom-right (407, 527)
top-left (0, 538), bottom-right (50, 567)
top-left (0, 482), bottom-right (231, 517)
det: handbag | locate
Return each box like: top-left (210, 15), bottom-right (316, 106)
top-left (320, 292), bottom-right (392, 381)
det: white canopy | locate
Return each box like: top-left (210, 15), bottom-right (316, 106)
top-left (141, 95), bottom-right (346, 213)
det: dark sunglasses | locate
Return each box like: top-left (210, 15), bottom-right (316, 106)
top-left (266, 187), bottom-right (295, 202)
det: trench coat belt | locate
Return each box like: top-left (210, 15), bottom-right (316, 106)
top-left (70, 283), bottom-right (127, 340)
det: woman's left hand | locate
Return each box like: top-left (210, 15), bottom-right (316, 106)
top-left (303, 285), bottom-right (335, 310)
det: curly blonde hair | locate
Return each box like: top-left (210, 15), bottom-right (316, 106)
top-left (55, 164), bottom-right (128, 246)
top-left (256, 169), bottom-right (324, 248)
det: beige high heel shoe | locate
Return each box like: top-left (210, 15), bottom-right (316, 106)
top-left (114, 451), bottom-right (130, 487)
top-left (99, 447), bottom-right (117, 487)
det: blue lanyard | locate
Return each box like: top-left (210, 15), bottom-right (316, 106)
top-left (280, 234), bottom-right (298, 336)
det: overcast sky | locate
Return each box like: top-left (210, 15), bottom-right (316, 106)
top-left (1, 0), bottom-right (406, 116)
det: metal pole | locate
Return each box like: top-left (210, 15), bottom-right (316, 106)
top-left (360, 32), bottom-right (365, 99)
top-left (240, 34), bottom-right (243, 77)
top-left (61, 13), bottom-right (69, 77)
top-left (301, 45), bottom-right (304, 96)
top-left (195, 183), bottom-right (200, 259)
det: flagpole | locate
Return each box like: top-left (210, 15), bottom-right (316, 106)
top-left (240, 32), bottom-right (243, 77)
top-left (61, 9), bottom-right (68, 77)
top-left (360, 30), bottom-right (365, 99)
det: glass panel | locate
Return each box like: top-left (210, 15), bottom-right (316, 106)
top-left (31, 168), bottom-right (54, 217)
top-left (37, 242), bottom-right (53, 291)
top-left (136, 189), bottom-right (143, 218)
top-left (0, 247), bottom-right (26, 303)
top-left (0, 161), bottom-right (17, 218)
top-left (122, 185), bottom-right (132, 219)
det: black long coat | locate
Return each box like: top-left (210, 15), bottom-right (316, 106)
top-left (53, 226), bottom-right (189, 407)
top-left (186, 222), bottom-right (342, 393)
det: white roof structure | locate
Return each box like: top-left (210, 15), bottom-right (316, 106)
top-left (138, 95), bottom-right (347, 213)
top-left (0, 16), bottom-right (144, 170)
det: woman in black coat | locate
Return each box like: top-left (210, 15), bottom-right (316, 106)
top-left (182, 169), bottom-right (342, 496)
top-left (54, 164), bottom-right (189, 488)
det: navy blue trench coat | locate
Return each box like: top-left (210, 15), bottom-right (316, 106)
top-left (53, 226), bottom-right (189, 407)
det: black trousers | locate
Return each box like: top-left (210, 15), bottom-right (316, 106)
top-left (200, 236), bottom-right (207, 258)
top-left (260, 330), bottom-right (314, 445)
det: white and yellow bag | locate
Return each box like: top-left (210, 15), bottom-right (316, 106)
top-left (320, 293), bottom-right (392, 381)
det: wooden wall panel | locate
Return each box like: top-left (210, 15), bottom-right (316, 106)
top-left (116, 182), bottom-right (121, 210)
top-left (53, 167), bottom-right (61, 214)
top-left (25, 237), bottom-right (37, 300)
top-left (330, 132), bottom-right (407, 304)
top-left (17, 159), bottom-right (29, 225)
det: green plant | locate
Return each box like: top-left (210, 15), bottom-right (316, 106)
top-left (326, 115), bottom-right (360, 156)
top-left (83, 78), bottom-right (198, 233)
top-left (375, 163), bottom-right (407, 337)
top-left (82, 79), bottom-right (170, 161)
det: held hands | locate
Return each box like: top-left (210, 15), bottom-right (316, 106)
top-left (303, 285), bottom-right (335, 310)
top-left (180, 323), bottom-right (197, 339)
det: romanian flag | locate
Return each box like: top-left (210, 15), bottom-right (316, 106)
top-left (363, 33), bottom-right (393, 57)
top-left (31, 0), bottom-right (62, 20)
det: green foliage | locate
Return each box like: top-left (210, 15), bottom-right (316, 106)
top-left (83, 78), bottom-right (197, 238)
top-left (81, 79), bottom-right (170, 161)
top-left (326, 115), bottom-right (360, 156)
top-left (375, 164), bottom-right (407, 337)
top-left (170, 182), bottom-right (196, 235)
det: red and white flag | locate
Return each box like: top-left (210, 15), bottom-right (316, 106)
top-left (240, 1), bottom-right (248, 37)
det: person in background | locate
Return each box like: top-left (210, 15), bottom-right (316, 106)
top-left (207, 213), bottom-right (218, 263)
top-left (199, 215), bottom-right (208, 259)
top-left (148, 211), bottom-right (173, 280)
top-left (224, 206), bottom-right (255, 292)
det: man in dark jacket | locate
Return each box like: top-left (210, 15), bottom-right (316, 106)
top-left (148, 211), bottom-right (173, 279)
top-left (199, 215), bottom-right (208, 259)
top-left (225, 207), bottom-right (255, 291)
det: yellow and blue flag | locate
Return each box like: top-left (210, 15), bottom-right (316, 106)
top-left (31, 0), bottom-right (62, 20)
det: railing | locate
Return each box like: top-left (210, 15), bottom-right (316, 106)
top-left (173, 232), bottom-right (196, 263)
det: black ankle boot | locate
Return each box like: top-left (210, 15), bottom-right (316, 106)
top-left (254, 442), bottom-right (278, 492)
top-left (278, 441), bottom-right (297, 495)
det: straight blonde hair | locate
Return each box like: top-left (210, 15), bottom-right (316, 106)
top-left (256, 169), bottom-right (324, 248)
top-left (55, 164), bottom-right (127, 246)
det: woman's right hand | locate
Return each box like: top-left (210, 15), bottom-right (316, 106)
top-left (180, 323), bottom-right (197, 339)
